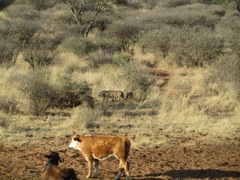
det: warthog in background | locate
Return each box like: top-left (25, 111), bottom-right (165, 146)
top-left (99, 90), bottom-right (124, 101)
top-left (124, 92), bottom-right (133, 100)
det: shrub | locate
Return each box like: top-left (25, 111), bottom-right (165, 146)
top-left (122, 62), bottom-right (157, 99)
top-left (72, 107), bottom-right (101, 129)
top-left (11, 18), bottom-right (40, 49)
top-left (113, 52), bottom-right (131, 66)
top-left (0, 96), bottom-right (19, 114)
top-left (5, 3), bottom-right (40, 20)
top-left (0, 18), bottom-right (39, 66)
top-left (0, 0), bottom-right (15, 10)
top-left (98, 38), bottom-right (121, 54)
top-left (0, 39), bottom-right (16, 66)
top-left (87, 50), bottom-right (113, 68)
top-left (0, 115), bottom-right (10, 131)
top-left (128, 1), bottom-right (142, 9)
top-left (210, 54), bottom-right (240, 90)
top-left (23, 36), bottom-right (59, 69)
top-left (218, 16), bottom-right (240, 58)
top-left (113, 0), bottom-right (128, 6)
top-left (107, 20), bottom-right (141, 52)
top-left (150, 4), bottom-right (222, 29)
top-left (196, 0), bottom-right (229, 4)
top-left (54, 75), bottom-right (92, 108)
top-left (163, 0), bottom-right (191, 8)
top-left (19, 68), bottom-right (57, 116)
top-left (213, 9), bottom-right (226, 16)
top-left (141, 0), bottom-right (159, 10)
top-left (171, 26), bottom-right (224, 67)
top-left (138, 26), bottom-right (172, 58)
top-left (29, 0), bottom-right (56, 11)
top-left (62, 37), bottom-right (97, 56)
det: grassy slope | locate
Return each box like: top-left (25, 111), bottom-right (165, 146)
top-left (0, 1), bottom-right (239, 148)
top-left (0, 50), bottom-right (239, 148)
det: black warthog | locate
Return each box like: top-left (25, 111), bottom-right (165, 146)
top-left (99, 90), bottom-right (124, 102)
top-left (124, 92), bottom-right (133, 100)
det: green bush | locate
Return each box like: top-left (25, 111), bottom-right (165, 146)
top-left (122, 62), bottom-right (157, 96)
top-left (29, 0), bottom-right (57, 11)
top-left (142, 0), bottom-right (159, 10)
top-left (163, 0), bottom-right (191, 8)
top-left (150, 4), bottom-right (222, 29)
top-left (5, 3), bottom-right (40, 20)
top-left (19, 69), bottom-right (57, 116)
top-left (138, 26), bottom-right (172, 58)
top-left (0, 96), bottom-right (19, 114)
top-left (73, 107), bottom-right (101, 129)
top-left (0, 18), bottom-right (39, 66)
top-left (171, 26), bottom-right (224, 67)
top-left (211, 54), bottom-right (240, 89)
top-left (113, 0), bottom-right (128, 6)
top-left (62, 37), bottom-right (97, 56)
top-left (98, 38), bottom-right (121, 54)
top-left (0, 39), bottom-right (16, 66)
top-left (218, 16), bottom-right (240, 58)
top-left (113, 52), bottom-right (131, 66)
top-left (23, 36), bottom-right (59, 69)
top-left (107, 20), bottom-right (140, 52)
top-left (87, 50), bottom-right (113, 68)
top-left (196, 0), bottom-right (229, 4)
top-left (54, 75), bottom-right (92, 108)
top-left (0, 115), bottom-right (10, 130)
top-left (0, 0), bottom-right (15, 10)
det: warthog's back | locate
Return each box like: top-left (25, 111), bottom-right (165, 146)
top-left (99, 90), bottom-right (124, 100)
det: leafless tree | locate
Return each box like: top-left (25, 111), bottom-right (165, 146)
top-left (62, 0), bottom-right (109, 37)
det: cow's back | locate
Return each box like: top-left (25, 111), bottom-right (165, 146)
top-left (79, 136), bottom-right (130, 159)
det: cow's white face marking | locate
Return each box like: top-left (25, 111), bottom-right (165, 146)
top-left (69, 139), bottom-right (81, 151)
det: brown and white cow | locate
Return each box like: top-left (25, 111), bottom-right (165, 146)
top-left (69, 134), bottom-right (131, 180)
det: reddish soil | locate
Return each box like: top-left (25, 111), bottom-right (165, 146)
top-left (0, 135), bottom-right (239, 180)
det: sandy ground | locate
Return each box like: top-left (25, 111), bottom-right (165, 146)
top-left (0, 133), bottom-right (239, 180)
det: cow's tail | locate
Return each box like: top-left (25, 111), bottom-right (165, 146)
top-left (124, 137), bottom-right (131, 160)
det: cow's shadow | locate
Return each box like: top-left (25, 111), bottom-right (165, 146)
top-left (133, 169), bottom-right (240, 179)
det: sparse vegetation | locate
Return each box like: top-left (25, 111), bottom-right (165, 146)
top-left (54, 75), bottom-right (92, 108)
top-left (18, 68), bottom-right (57, 115)
top-left (0, 0), bottom-right (239, 153)
top-left (62, 36), bottom-right (97, 56)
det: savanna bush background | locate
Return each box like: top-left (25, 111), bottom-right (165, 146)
top-left (0, 0), bottom-right (239, 145)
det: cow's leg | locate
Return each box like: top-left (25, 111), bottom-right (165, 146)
top-left (124, 161), bottom-right (130, 180)
top-left (93, 159), bottom-right (99, 177)
top-left (115, 161), bottom-right (124, 180)
top-left (118, 160), bottom-right (130, 180)
top-left (86, 157), bottom-right (93, 178)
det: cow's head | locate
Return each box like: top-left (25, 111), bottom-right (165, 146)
top-left (69, 134), bottom-right (81, 150)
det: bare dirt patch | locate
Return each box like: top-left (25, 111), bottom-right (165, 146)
top-left (0, 133), bottom-right (239, 180)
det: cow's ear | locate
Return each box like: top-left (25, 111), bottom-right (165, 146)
top-left (73, 135), bottom-right (81, 142)
top-left (74, 137), bottom-right (81, 142)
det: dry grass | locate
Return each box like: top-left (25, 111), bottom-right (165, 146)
top-left (0, 43), bottom-right (239, 150)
